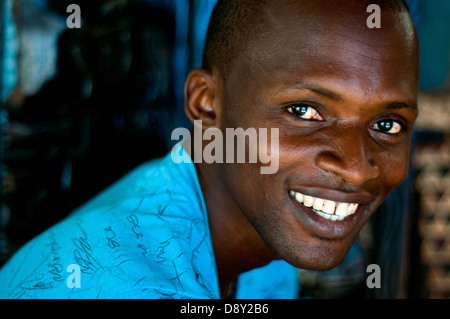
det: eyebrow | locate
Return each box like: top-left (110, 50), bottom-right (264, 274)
top-left (292, 84), bottom-right (344, 102)
top-left (386, 101), bottom-right (417, 111)
top-left (286, 84), bottom-right (417, 111)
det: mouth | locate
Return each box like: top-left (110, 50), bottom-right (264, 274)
top-left (288, 189), bottom-right (369, 240)
top-left (289, 190), bottom-right (358, 222)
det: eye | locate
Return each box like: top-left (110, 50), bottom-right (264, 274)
top-left (371, 119), bottom-right (403, 135)
top-left (287, 104), bottom-right (323, 121)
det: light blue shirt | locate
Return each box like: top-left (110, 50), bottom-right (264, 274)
top-left (0, 144), bottom-right (299, 299)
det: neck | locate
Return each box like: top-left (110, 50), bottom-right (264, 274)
top-left (195, 162), bottom-right (278, 298)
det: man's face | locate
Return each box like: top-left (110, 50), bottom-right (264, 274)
top-left (215, 1), bottom-right (419, 270)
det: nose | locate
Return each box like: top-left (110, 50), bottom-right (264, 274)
top-left (315, 128), bottom-right (379, 185)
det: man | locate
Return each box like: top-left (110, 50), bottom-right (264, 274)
top-left (0, 0), bottom-right (418, 298)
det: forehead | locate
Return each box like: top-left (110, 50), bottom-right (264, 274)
top-left (224, 0), bottom-right (418, 101)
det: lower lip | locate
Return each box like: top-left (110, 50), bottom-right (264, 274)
top-left (290, 196), bottom-right (364, 240)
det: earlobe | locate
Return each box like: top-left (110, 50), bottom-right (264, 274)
top-left (184, 68), bottom-right (219, 126)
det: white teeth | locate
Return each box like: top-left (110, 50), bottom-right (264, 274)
top-left (295, 192), bottom-right (303, 204)
top-left (314, 210), bottom-right (345, 221)
top-left (330, 215), bottom-right (340, 221)
top-left (315, 211), bottom-right (331, 220)
top-left (313, 198), bottom-right (324, 211)
top-left (303, 195), bottom-right (314, 208)
top-left (348, 203), bottom-right (358, 215)
top-left (322, 201), bottom-right (336, 215)
top-left (290, 190), bottom-right (359, 221)
top-left (335, 203), bottom-right (350, 216)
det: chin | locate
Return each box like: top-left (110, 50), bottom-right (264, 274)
top-left (268, 229), bottom-right (357, 271)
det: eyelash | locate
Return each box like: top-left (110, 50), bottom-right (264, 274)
top-left (286, 104), bottom-right (406, 135)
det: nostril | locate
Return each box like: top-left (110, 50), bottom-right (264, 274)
top-left (315, 150), bottom-right (379, 185)
top-left (315, 151), bottom-right (343, 173)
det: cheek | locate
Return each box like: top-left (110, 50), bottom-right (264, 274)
top-left (223, 163), bottom-right (284, 207)
top-left (376, 148), bottom-right (410, 192)
top-left (275, 136), bottom-right (323, 183)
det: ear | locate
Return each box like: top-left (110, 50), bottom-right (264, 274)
top-left (184, 68), bottom-right (220, 127)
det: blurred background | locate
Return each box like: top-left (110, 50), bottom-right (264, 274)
top-left (0, 0), bottom-right (448, 299)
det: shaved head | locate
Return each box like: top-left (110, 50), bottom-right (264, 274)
top-left (202, 0), bottom-right (411, 81)
top-left (202, 0), bottom-right (268, 75)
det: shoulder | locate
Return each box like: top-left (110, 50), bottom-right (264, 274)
top-left (0, 152), bottom-right (219, 299)
top-left (76, 151), bottom-right (202, 215)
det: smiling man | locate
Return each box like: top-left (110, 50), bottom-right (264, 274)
top-left (0, 0), bottom-right (418, 299)
top-left (187, 0), bottom-right (418, 296)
